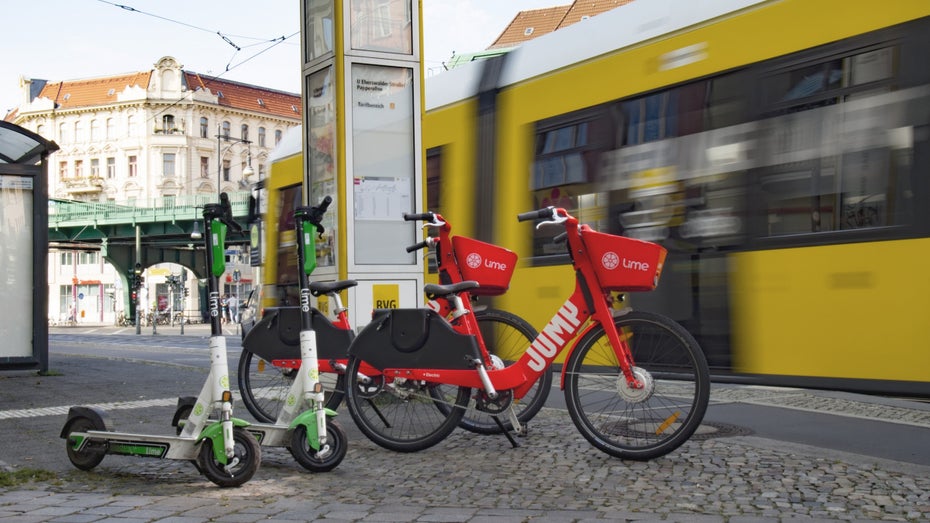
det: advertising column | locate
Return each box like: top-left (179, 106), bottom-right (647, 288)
top-left (300, 0), bottom-right (424, 329)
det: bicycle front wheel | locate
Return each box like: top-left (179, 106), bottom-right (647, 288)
top-left (457, 308), bottom-right (551, 434)
top-left (238, 349), bottom-right (343, 423)
top-left (344, 355), bottom-right (470, 452)
top-left (564, 310), bottom-right (709, 461)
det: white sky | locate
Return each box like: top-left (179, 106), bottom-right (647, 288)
top-left (1, 0), bottom-right (564, 116)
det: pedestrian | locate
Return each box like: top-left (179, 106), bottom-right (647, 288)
top-left (229, 295), bottom-right (239, 324)
top-left (222, 294), bottom-right (230, 324)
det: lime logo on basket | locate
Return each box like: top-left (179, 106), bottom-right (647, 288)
top-left (220, 375), bottom-right (229, 389)
top-left (193, 403), bottom-right (204, 416)
top-left (601, 251), bottom-right (620, 270)
top-left (466, 252), bottom-right (482, 269)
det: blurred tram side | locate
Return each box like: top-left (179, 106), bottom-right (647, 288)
top-left (422, 0), bottom-right (930, 396)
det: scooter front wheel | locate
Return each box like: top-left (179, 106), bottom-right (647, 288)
top-left (196, 426), bottom-right (261, 487)
top-left (64, 416), bottom-right (106, 471)
top-left (289, 419), bottom-right (348, 472)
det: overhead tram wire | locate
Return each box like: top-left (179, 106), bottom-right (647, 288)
top-left (92, 0), bottom-right (299, 124)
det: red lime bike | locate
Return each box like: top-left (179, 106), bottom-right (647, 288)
top-left (343, 206), bottom-right (710, 460)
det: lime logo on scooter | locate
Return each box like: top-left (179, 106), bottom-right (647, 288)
top-left (300, 288), bottom-right (311, 313)
top-left (209, 292), bottom-right (221, 317)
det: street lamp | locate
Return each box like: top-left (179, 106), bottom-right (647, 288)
top-left (216, 125), bottom-right (253, 201)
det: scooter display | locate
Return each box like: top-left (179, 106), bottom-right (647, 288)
top-left (60, 193), bottom-right (262, 488)
top-left (238, 195), bottom-right (348, 471)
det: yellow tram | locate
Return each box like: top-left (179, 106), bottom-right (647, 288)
top-left (267, 0), bottom-right (930, 395)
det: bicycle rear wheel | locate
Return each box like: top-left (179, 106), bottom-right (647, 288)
top-left (564, 310), bottom-right (709, 461)
top-left (344, 355), bottom-right (470, 452)
top-left (455, 308), bottom-right (551, 434)
top-left (238, 349), bottom-right (343, 423)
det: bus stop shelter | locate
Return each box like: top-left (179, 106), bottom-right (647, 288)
top-left (0, 121), bottom-right (58, 372)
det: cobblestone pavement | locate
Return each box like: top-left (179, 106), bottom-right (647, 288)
top-left (0, 332), bottom-right (927, 522)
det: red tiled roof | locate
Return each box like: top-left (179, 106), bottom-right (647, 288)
top-left (28, 68), bottom-right (300, 120)
top-left (562, 0), bottom-right (636, 25)
top-left (489, 5), bottom-right (571, 49)
top-left (488, 0), bottom-right (635, 49)
top-left (36, 72), bottom-right (152, 111)
top-left (185, 72), bottom-right (301, 119)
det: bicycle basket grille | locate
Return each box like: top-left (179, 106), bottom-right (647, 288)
top-left (451, 236), bottom-right (517, 296)
top-left (581, 230), bottom-right (667, 291)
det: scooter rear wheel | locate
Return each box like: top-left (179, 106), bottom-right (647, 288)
top-left (196, 426), bottom-right (261, 487)
top-left (64, 416), bottom-right (106, 471)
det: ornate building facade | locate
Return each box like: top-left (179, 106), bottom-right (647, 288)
top-left (7, 56), bottom-right (301, 325)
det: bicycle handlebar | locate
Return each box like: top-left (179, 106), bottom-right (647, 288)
top-left (404, 212), bottom-right (435, 222)
top-left (406, 239), bottom-right (431, 253)
top-left (517, 207), bottom-right (555, 222)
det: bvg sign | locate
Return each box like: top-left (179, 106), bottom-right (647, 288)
top-left (373, 284), bottom-right (399, 309)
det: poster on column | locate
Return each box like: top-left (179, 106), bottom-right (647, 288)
top-left (351, 63), bottom-right (416, 265)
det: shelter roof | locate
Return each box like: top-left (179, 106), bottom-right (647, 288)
top-left (0, 120), bottom-right (59, 164)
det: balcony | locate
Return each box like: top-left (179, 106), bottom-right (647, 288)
top-left (62, 176), bottom-right (105, 195)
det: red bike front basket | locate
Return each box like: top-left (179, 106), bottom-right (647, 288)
top-left (581, 230), bottom-right (667, 292)
top-left (452, 236), bottom-right (518, 296)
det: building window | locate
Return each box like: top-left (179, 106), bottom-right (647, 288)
top-left (90, 158), bottom-right (100, 178)
top-left (275, 129), bottom-right (282, 145)
top-left (59, 123), bottom-right (68, 143)
top-left (222, 160), bottom-right (231, 182)
top-left (74, 121), bottom-right (85, 142)
top-left (222, 121), bottom-right (231, 139)
top-left (90, 120), bottom-right (100, 141)
top-left (163, 153), bottom-right (176, 177)
top-left (79, 252), bottom-right (98, 265)
top-left (258, 163), bottom-right (266, 179)
top-left (241, 124), bottom-right (249, 141)
top-left (74, 159), bottom-right (84, 178)
top-left (106, 118), bottom-right (115, 139)
top-left (106, 157), bottom-right (116, 179)
top-left (59, 161), bottom-right (68, 179)
top-left (160, 114), bottom-right (176, 133)
top-left (200, 117), bottom-right (209, 138)
top-left (128, 115), bottom-right (138, 137)
top-left (128, 155), bottom-right (137, 177)
top-left (200, 156), bottom-right (210, 178)
top-left (258, 127), bottom-right (266, 147)
top-left (60, 252), bottom-right (73, 265)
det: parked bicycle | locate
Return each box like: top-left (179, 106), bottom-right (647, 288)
top-left (343, 206), bottom-right (710, 460)
top-left (238, 213), bottom-right (541, 436)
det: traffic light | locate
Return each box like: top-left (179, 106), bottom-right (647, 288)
top-left (131, 290), bottom-right (138, 303)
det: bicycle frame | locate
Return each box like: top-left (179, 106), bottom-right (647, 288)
top-left (382, 208), bottom-right (644, 397)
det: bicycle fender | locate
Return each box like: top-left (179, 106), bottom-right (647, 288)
top-left (243, 307), bottom-right (354, 361)
top-left (349, 309), bottom-right (481, 370)
top-left (558, 321), bottom-right (603, 390)
top-left (199, 418), bottom-right (251, 465)
top-left (288, 408), bottom-right (338, 450)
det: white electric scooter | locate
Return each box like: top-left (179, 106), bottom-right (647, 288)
top-left (61, 194), bottom-right (262, 487)
top-left (241, 195), bottom-right (348, 471)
